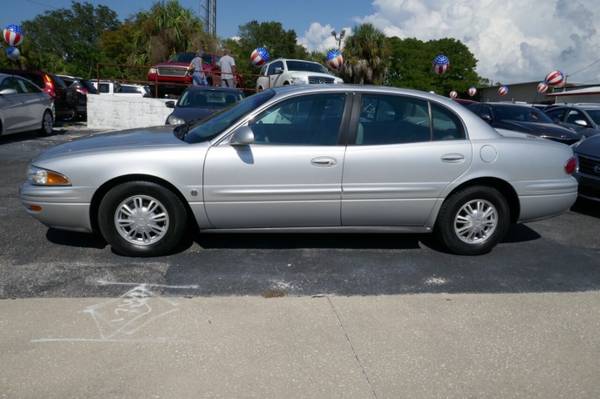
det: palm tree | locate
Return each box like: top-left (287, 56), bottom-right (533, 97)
top-left (339, 24), bottom-right (389, 85)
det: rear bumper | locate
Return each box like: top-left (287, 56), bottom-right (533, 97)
top-left (518, 191), bottom-right (577, 222)
top-left (20, 183), bottom-right (92, 233)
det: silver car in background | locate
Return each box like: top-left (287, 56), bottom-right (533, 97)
top-left (21, 85), bottom-right (578, 257)
top-left (0, 73), bottom-right (54, 136)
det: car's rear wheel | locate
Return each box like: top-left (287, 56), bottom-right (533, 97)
top-left (98, 181), bottom-right (187, 257)
top-left (435, 186), bottom-right (510, 255)
top-left (38, 110), bottom-right (53, 136)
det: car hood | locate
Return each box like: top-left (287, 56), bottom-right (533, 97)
top-left (34, 126), bottom-right (186, 163)
top-left (497, 120), bottom-right (580, 139)
top-left (575, 134), bottom-right (600, 158)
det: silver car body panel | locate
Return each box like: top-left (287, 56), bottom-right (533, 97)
top-left (21, 85), bottom-right (577, 235)
top-left (0, 73), bottom-right (52, 135)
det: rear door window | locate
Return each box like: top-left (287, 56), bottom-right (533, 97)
top-left (355, 94), bottom-right (430, 145)
top-left (431, 103), bottom-right (465, 140)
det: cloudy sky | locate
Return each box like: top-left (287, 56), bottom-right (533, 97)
top-left (4, 0), bottom-right (599, 84)
top-left (297, 0), bottom-right (600, 84)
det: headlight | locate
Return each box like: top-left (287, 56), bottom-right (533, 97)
top-left (167, 115), bottom-right (185, 125)
top-left (27, 166), bottom-right (71, 186)
top-left (148, 67), bottom-right (157, 75)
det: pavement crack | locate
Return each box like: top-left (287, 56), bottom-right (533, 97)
top-left (327, 296), bottom-right (378, 399)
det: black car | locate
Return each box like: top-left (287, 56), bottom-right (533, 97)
top-left (57, 75), bottom-right (98, 120)
top-left (165, 86), bottom-right (243, 125)
top-left (0, 68), bottom-right (76, 121)
top-left (468, 102), bottom-right (581, 145)
top-left (544, 104), bottom-right (600, 139)
top-left (574, 135), bottom-right (600, 202)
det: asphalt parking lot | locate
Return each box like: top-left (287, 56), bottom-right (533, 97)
top-left (1, 127), bottom-right (599, 299)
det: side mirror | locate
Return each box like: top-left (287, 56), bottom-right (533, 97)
top-left (0, 88), bottom-right (17, 95)
top-left (574, 119), bottom-right (588, 127)
top-left (230, 125), bottom-right (255, 146)
top-left (274, 67), bottom-right (283, 74)
top-left (480, 114), bottom-right (492, 123)
top-left (165, 100), bottom-right (175, 108)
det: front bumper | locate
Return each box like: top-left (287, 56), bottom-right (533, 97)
top-left (20, 183), bottom-right (93, 233)
top-left (575, 172), bottom-right (600, 202)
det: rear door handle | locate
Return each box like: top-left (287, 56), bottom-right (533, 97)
top-left (311, 157), bottom-right (337, 167)
top-left (441, 153), bottom-right (465, 163)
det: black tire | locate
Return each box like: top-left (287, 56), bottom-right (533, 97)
top-left (283, 81), bottom-right (290, 85)
top-left (98, 181), bottom-right (188, 257)
top-left (435, 185), bottom-right (511, 255)
top-left (38, 110), bottom-right (54, 136)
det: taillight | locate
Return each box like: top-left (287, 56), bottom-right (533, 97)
top-left (565, 157), bottom-right (577, 175)
top-left (43, 74), bottom-right (56, 98)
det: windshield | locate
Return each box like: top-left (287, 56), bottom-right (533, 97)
top-left (183, 90), bottom-right (275, 143)
top-left (585, 110), bottom-right (600, 125)
top-left (286, 61), bottom-right (329, 74)
top-left (493, 105), bottom-right (553, 123)
top-left (178, 90), bottom-right (243, 108)
top-left (169, 52), bottom-right (196, 63)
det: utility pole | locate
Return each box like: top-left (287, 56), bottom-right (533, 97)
top-left (200, 0), bottom-right (216, 36)
top-left (331, 29), bottom-right (346, 50)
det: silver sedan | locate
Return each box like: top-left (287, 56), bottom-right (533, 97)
top-left (21, 85), bottom-right (578, 256)
top-left (0, 73), bottom-right (54, 136)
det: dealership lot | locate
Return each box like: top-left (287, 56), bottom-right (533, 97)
top-left (1, 128), bottom-right (600, 398)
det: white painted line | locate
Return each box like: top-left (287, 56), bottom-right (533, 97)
top-left (95, 280), bottom-right (200, 289)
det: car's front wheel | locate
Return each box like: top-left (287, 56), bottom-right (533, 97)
top-left (98, 181), bottom-right (188, 257)
top-left (435, 186), bottom-right (510, 255)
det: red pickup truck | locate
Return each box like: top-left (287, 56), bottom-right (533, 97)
top-left (147, 52), bottom-right (241, 96)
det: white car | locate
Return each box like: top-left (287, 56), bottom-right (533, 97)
top-left (91, 80), bottom-right (151, 97)
top-left (256, 58), bottom-right (343, 91)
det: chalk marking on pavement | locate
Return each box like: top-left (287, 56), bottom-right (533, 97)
top-left (31, 284), bottom-right (182, 344)
top-left (95, 280), bottom-right (200, 290)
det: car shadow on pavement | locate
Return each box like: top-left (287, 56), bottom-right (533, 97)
top-left (571, 198), bottom-right (600, 219)
top-left (0, 128), bottom-right (67, 145)
top-left (46, 228), bottom-right (106, 249)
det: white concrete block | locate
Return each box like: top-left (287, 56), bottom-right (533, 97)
top-left (87, 95), bottom-right (173, 130)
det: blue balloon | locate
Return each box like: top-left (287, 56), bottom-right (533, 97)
top-left (5, 46), bottom-right (20, 61)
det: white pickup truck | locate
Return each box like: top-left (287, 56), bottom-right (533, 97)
top-left (92, 80), bottom-right (151, 97)
top-left (256, 58), bottom-right (343, 91)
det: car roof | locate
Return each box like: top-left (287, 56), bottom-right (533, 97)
top-left (269, 58), bottom-right (321, 64)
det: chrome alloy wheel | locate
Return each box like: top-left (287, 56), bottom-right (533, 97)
top-left (453, 199), bottom-right (498, 244)
top-left (114, 195), bottom-right (169, 246)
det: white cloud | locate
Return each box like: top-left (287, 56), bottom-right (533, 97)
top-left (298, 23), bottom-right (352, 53)
top-left (354, 0), bottom-right (600, 84)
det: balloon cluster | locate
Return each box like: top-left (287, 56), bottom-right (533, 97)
top-left (250, 47), bottom-right (270, 66)
top-left (3, 24), bottom-right (24, 61)
top-left (326, 49), bottom-right (344, 70)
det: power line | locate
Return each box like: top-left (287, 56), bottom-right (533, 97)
top-left (568, 56), bottom-right (600, 78)
top-left (24, 0), bottom-right (59, 9)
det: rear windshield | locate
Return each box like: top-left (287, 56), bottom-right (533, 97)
top-left (492, 105), bottom-right (553, 123)
top-left (178, 90), bottom-right (243, 108)
top-left (52, 74), bottom-right (68, 89)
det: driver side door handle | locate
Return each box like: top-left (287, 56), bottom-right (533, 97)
top-left (311, 157), bottom-right (337, 167)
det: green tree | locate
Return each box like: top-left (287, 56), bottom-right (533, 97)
top-left (386, 37), bottom-right (482, 95)
top-left (20, 1), bottom-right (119, 77)
top-left (99, 0), bottom-right (217, 81)
top-left (339, 24), bottom-right (389, 85)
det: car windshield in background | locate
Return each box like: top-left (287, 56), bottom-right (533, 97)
top-left (494, 105), bottom-right (553, 123)
top-left (178, 90), bottom-right (243, 108)
top-left (170, 52), bottom-right (196, 63)
top-left (286, 61), bottom-right (329, 74)
top-left (584, 110), bottom-right (600, 125)
top-left (184, 90), bottom-right (275, 144)
top-left (52, 75), bottom-right (68, 89)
